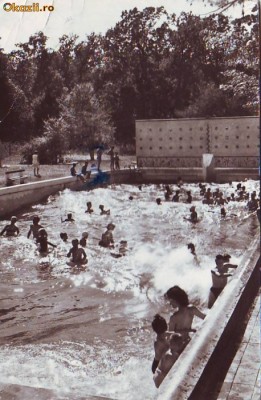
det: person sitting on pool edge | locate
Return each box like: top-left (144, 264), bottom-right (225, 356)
top-left (0, 216), bottom-right (20, 237)
top-left (99, 223), bottom-right (115, 248)
top-left (27, 215), bottom-right (43, 239)
top-left (36, 228), bottom-right (57, 254)
top-left (99, 204), bottom-right (110, 215)
top-left (67, 239), bottom-right (87, 266)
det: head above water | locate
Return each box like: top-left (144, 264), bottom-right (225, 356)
top-left (151, 314), bottom-right (168, 334)
top-left (11, 216), bottom-right (17, 222)
top-left (33, 215), bottom-right (40, 224)
top-left (107, 223), bottom-right (115, 230)
top-left (187, 243), bottom-right (195, 253)
top-left (87, 201), bottom-right (92, 207)
top-left (72, 239), bottom-right (79, 246)
top-left (99, 204), bottom-right (104, 209)
top-left (164, 285), bottom-right (189, 307)
top-left (82, 232), bottom-right (88, 238)
top-left (156, 198), bottom-right (162, 205)
top-left (60, 232), bottom-right (68, 241)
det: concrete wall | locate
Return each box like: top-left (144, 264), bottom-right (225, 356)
top-left (136, 116), bottom-right (259, 168)
top-left (0, 176), bottom-right (81, 218)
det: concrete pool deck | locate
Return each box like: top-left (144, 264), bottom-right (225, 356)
top-left (217, 292), bottom-right (260, 400)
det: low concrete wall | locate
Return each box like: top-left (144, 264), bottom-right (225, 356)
top-left (157, 233), bottom-right (260, 400)
top-left (0, 176), bottom-right (82, 218)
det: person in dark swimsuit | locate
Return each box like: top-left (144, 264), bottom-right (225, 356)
top-left (1, 216), bottom-right (19, 237)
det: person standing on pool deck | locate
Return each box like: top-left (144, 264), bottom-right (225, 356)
top-left (107, 146), bottom-right (115, 171)
top-left (32, 150), bottom-right (40, 177)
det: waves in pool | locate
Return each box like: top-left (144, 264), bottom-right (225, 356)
top-left (0, 182), bottom-right (259, 399)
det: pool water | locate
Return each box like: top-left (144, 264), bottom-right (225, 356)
top-left (0, 182), bottom-right (259, 399)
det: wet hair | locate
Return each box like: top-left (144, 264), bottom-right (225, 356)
top-left (107, 223), bottom-right (115, 230)
top-left (187, 243), bottom-right (195, 253)
top-left (223, 254), bottom-right (231, 262)
top-left (236, 183), bottom-right (241, 190)
top-left (120, 240), bottom-right (127, 244)
top-left (151, 314), bottom-right (168, 334)
top-left (72, 239), bottom-right (79, 245)
top-left (33, 215), bottom-right (40, 223)
top-left (165, 286), bottom-right (189, 307)
top-left (156, 198), bottom-right (161, 205)
top-left (87, 201), bottom-right (92, 207)
top-left (190, 206), bottom-right (196, 211)
top-left (68, 213), bottom-right (72, 217)
top-left (99, 204), bottom-right (104, 209)
top-left (60, 232), bottom-right (68, 240)
top-left (129, 196), bottom-right (134, 200)
top-left (82, 232), bottom-right (88, 238)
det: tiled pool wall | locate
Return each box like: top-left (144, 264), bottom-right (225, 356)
top-left (136, 116), bottom-right (259, 169)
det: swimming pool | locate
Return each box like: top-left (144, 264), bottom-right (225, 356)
top-left (0, 181), bottom-right (259, 399)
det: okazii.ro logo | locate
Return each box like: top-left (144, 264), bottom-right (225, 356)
top-left (3, 2), bottom-right (54, 12)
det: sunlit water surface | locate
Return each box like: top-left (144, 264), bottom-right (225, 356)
top-left (0, 182), bottom-right (259, 399)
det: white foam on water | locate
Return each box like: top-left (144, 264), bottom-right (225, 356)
top-left (0, 181), bottom-right (259, 399)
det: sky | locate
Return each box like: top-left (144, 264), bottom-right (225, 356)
top-left (0, 0), bottom-right (252, 52)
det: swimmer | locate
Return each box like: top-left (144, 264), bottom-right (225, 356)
top-left (62, 213), bottom-right (75, 222)
top-left (129, 196), bottom-right (134, 201)
top-left (99, 205), bottom-right (110, 215)
top-left (79, 232), bottom-right (88, 247)
top-left (67, 239), bottom-right (87, 266)
top-left (177, 176), bottom-right (183, 187)
top-left (151, 314), bottom-right (170, 374)
top-left (60, 232), bottom-right (68, 242)
top-left (165, 285), bottom-right (205, 342)
top-left (99, 223), bottom-right (115, 248)
top-left (153, 332), bottom-right (185, 388)
top-left (208, 255), bottom-right (233, 308)
top-left (0, 216), bottom-right (19, 237)
top-left (27, 215), bottom-right (43, 239)
top-left (186, 191), bottom-right (192, 204)
top-left (215, 192), bottom-right (227, 206)
top-left (221, 207), bottom-right (226, 218)
top-left (138, 185), bottom-right (142, 191)
top-left (36, 228), bottom-right (57, 254)
top-left (85, 202), bottom-right (94, 214)
top-left (222, 254), bottom-right (237, 270)
top-left (189, 206), bottom-right (198, 223)
top-left (213, 188), bottom-right (220, 198)
top-left (247, 194), bottom-right (259, 212)
top-left (172, 190), bottom-right (180, 202)
top-left (187, 243), bottom-right (196, 256)
top-left (156, 198), bottom-right (162, 205)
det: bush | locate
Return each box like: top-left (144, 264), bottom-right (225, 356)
top-left (21, 135), bottom-right (63, 164)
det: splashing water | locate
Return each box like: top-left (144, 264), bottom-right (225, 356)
top-left (0, 181), bottom-right (259, 399)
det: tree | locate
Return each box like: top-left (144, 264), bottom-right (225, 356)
top-left (44, 83), bottom-right (115, 155)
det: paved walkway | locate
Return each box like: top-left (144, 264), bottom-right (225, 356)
top-left (217, 293), bottom-right (260, 400)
